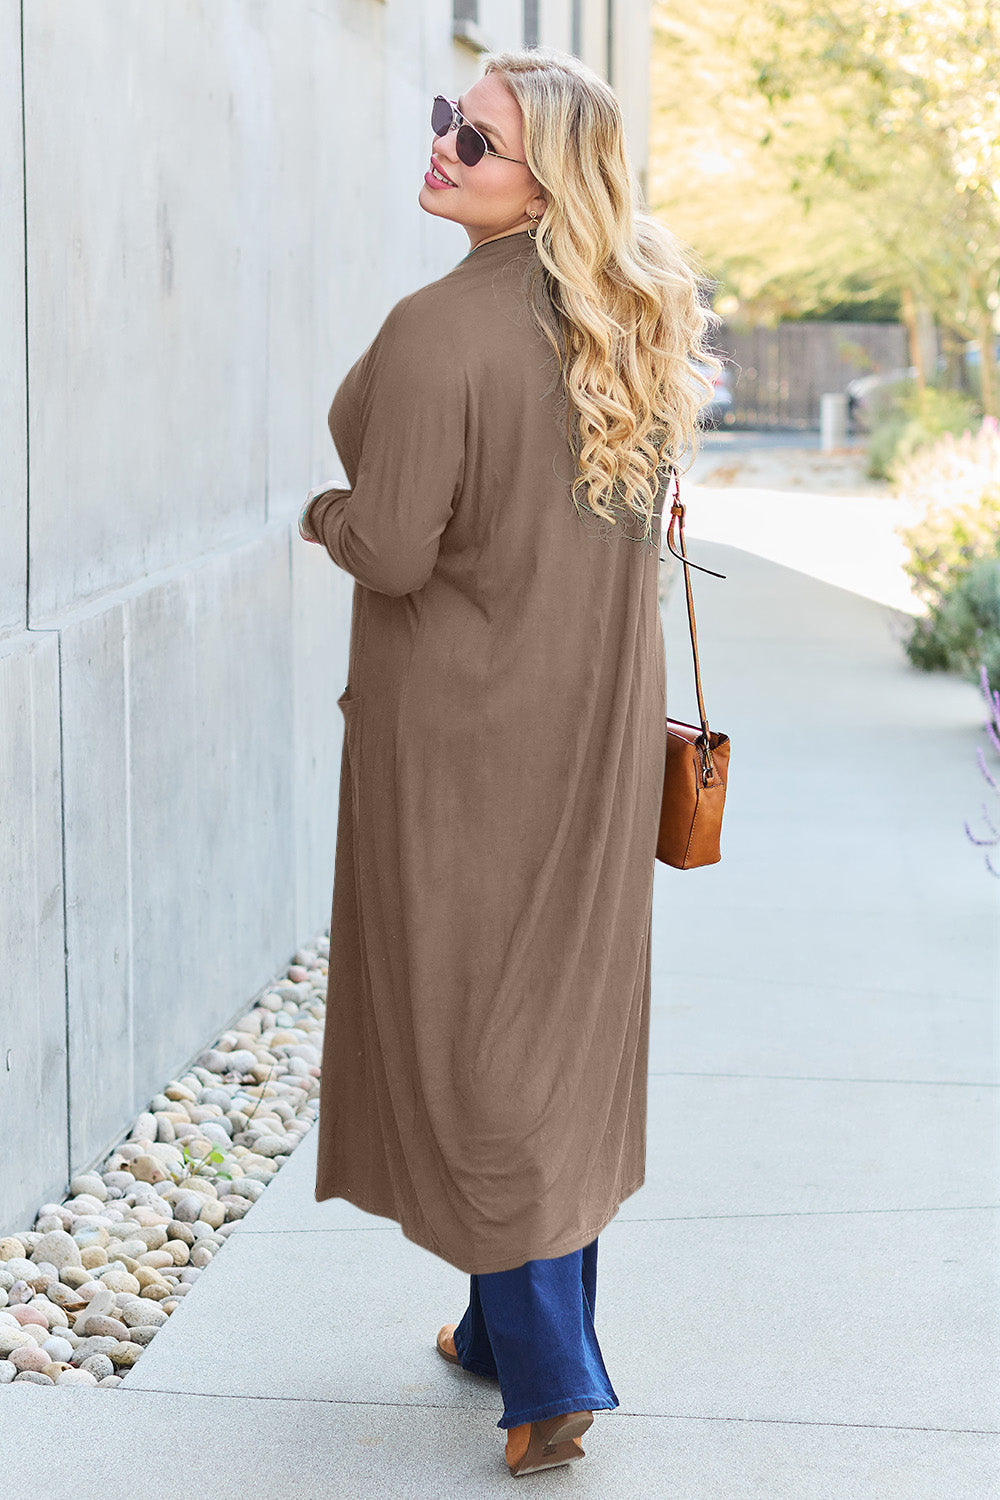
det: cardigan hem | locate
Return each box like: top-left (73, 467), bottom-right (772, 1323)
top-left (313, 1172), bottom-right (647, 1277)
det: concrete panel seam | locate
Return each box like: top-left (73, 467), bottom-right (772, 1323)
top-left (122, 605), bottom-right (136, 1120)
top-left (264, 264), bottom-right (271, 525)
top-left (27, 518), bottom-right (295, 633)
top-left (55, 628), bottom-right (71, 1184)
top-left (19, 0), bottom-right (29, 632)
top-left (646, 1070), bottom-right (1000, 1088)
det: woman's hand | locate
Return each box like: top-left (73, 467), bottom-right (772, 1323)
top-left (300, 482), bottom-right (350, 545)
top-left (298, 496), bottom-right (322, 544)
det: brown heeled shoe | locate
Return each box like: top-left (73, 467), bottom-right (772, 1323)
top-left (436, 1323), bottom-right (461, 1366)
top-left (505, 1410), bottom-right (593, 1476)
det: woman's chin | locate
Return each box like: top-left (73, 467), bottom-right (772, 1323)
top-left (418, 186), bottom-right (455, 216)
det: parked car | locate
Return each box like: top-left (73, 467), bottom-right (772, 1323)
top-left (960, 338), bottom-right (1000, 394)
top-left (692, 359), bottom-right (733, 428)
top-left (845, 368), bottom-right (915, 431)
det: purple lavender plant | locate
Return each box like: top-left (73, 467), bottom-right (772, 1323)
top-left (965, 664), bottom-right (1000, 877)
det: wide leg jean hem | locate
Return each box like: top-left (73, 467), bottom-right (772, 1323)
top-left (451, 1236), bottom-right (619, 1432)
top-left (456, 1355), bottom-right (500, 1381)
top-left (497, 1392), bottom-right (619, 1431)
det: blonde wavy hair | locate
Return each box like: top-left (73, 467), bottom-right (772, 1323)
top-left (482, 47), bottom-right (721, 545)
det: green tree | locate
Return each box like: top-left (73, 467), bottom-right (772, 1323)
top-left (651, 1), bottom-right (1000, 413)
top-left (745, 0), bottom-right (1000, 412)
top-left (651, 6), bottom-right (895, 323)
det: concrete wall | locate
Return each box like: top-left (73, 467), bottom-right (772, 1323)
top-left (0, 0), bottom-right (652, 1232)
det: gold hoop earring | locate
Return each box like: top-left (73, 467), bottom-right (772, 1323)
top-left (527, 210), bottom-right (539, 241)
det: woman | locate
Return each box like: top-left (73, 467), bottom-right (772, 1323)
top-left (300, 46), bottom-right (717, 1477)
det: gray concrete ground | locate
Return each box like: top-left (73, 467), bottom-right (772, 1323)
top-left (2, 454), bottom-right (998, 1497)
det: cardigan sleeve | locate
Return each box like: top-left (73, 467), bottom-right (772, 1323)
top-left (306, 295), bottom-right (467, 597)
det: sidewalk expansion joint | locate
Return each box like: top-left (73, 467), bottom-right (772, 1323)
top-left (607, 1205), bottom-right (999, 1223)
top-left (647, 1070), bottom-right (998, 1087)
top-left (231, 1204), bottom-right (1000, 1234)
top-left (107, 1388), bottom-right (1000, 1436)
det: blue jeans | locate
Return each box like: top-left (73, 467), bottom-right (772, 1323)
top-left (451, 1236), bottom-right (620, 1429)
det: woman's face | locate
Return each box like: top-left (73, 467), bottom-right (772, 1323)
top-left (418, 75), bottom-right (547, 250)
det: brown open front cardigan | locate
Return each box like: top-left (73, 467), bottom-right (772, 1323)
top-left (307, 228), bottom-right (666, 1274)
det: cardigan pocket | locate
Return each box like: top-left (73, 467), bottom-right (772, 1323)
top-left (337, 688), bottom-right (363, 827)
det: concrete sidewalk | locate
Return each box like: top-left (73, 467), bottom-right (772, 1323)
top-left (2, 533), bottom-right (998, 1497)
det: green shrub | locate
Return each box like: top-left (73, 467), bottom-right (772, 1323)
top-left (895, 419), bottom-right (1000, 681)
top-left (906, 559), bottom-right (1000, 682)
top-left (867, 384), bottom-right (982, 480)
top-left (864, 378), bottom-right (916, 479)
top-left (867, 414), bottom-right (907, 480)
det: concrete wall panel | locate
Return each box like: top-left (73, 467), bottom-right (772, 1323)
top-left (0, 631), bottom-right (67, 1225)
top-left (614, 0), bottom-right (651, 201)
top-left (188, 527), bottom-right (296, 1043)
top-left (291, 542), bottom-right (352, 940)
top-left (126, 530), bottom-right (295, 1110)
top-left (24, 2), bottom-right (270, 622)
top-left (538, 0), bottom-right (573, 53)
top-left (124, 568), bottom-right (200, 1098)
top-left (262, 11), bottom-right (317, 522)
top-left (307, 4), bottom-right (391, 490)
top-left (0, 0), bottom-right (26, 637)
top-left (60, 603), bottom-right (133, 1173)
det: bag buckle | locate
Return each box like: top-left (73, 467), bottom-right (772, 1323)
top-left (696, 733), bottom-right (717, 786)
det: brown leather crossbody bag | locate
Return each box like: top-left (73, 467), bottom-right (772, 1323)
top-left (656, 475), bottom-right (731, 869)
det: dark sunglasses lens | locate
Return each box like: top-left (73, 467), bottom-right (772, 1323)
top-left (431, 96), bottom-right (452, 135)
top-left (456, 126), bottom-right (484, 166)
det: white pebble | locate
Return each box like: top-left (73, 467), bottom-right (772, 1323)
top-left (129, 1113), bottom-right (158, 1142)
top-left (69, 1174), bottom-right (108, 1202)
top-left (56, 1367), bottom-right (98, 1386)
top-left (65, 1193), bottom-right (106, 1217)
top-left (0, 1329), bottom-right (34, 1355)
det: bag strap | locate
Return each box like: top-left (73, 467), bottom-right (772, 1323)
top-left (659, 469), bottom-right (726, 783)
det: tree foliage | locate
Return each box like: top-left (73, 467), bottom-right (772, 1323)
top-left (650, 1), bottom-right (1000, 410)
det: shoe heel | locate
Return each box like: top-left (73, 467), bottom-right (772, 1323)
top-left (540, 1410), bottom-right (593, 1449)
top-left (506, 1411), bottom-right (593, 1475)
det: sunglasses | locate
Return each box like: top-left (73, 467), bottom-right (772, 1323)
top-left (431, 95), bottom-right (528, 168)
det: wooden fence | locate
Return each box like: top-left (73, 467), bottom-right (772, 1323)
top-left (713, 321), bottom-right (909, 429)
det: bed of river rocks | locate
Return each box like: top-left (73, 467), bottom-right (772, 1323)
top-left (0, 934), bottom-right (329, 1388)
